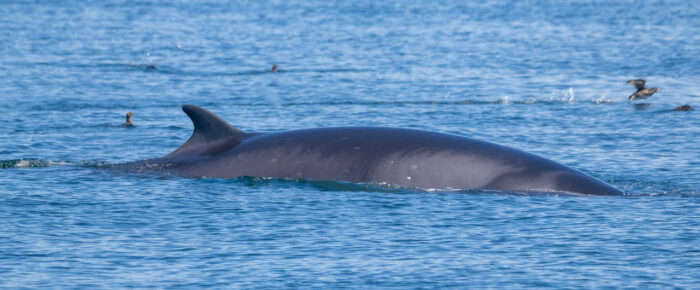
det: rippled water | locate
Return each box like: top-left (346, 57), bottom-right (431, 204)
top-left (1, 0), bottom-right (698, 288)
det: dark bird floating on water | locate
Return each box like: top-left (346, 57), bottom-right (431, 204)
top-left (120, 112), bottom-right (135, 127)
top-left (673, 105), bottom-right (693, 111)
top-left (271, 64), bottom-right (279, 72)
top-left (627, 79), bottom-right (660, 100)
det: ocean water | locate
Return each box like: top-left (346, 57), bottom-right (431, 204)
top-left (1, 0), bottom-right (699, 288)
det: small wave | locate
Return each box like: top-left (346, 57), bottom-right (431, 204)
top-left (126, 62), bottom-right (160, 71)
top-left (594, 95), bottom-right (615, 103)
top-left (283, 68), bottom-right (374, 74)
top-left (25, 100), bottom-right (178, 112)
top-left (278, 97), bottom-right (618, 107)
top-left (622, 191), bottom-right (699, 197)
top-left (24, 61), bottom-right (161, 72)
top-left (18, 60), bottom-right (373, 75)
top-left (77, 160), bottom-right (118, 168)
top-left (0, 159), bottom-right (119, 169)
top-left (1, 158), bottom-right (59, 169)
top-left (155, 67), bottom-right (373, 78)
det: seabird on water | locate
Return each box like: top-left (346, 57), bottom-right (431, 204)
top-left (120, 112), bottom-right (135, 127)
top-left (673, 105), bottom-right (693, 111)
top-left (627, 79), bottom-right (660, 100)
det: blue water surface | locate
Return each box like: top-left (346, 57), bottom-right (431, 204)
top-left (1, 0), bottom-right (699, 288)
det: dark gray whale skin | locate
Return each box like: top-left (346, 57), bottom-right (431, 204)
top-left (140, 105), bottom-right (623, 195)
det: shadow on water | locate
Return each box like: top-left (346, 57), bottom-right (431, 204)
top-left (631, 102), bottom-right (653, 111)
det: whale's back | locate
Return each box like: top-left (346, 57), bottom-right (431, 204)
top-left (154, 105), bottom-right (623, 195)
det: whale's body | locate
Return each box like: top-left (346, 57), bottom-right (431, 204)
top-left (140, 105), bottom-right (622, 195)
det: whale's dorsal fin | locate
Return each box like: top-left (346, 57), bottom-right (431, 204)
top-left (169, 105), bottom-right (243, 156)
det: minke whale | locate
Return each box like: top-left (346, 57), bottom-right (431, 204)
top-left (138, 105), bottom-right (623, 195)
